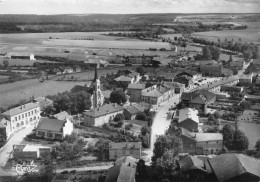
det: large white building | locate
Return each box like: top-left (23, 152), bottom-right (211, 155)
top-left (0, 102), bottom-right (41, 139)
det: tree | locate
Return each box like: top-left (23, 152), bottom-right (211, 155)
top-left (240, 101), bottom-right (251, 114)
top-left (202, 46), bottom-right (212, 60)
top-left (141, 126), bottom-right (149, 136)
top-left (153, 149), bottom-right (180, 182)
top-left (114, 113), bottom-right (125, 122)
top-left (243, 50), bottom-right (253, 60)
top-left (222, 124), bottom-right (235, 150)
top-left (229, 54), bottom-right (233, 63)
top-left (233, 130), bottom-right (249, 151)
top-left (94, 138), bottom-right (110, 161)
top-left (3, 60), bottom-right (9, 67)
top-left (43, 105), bottom-right (55, 116)
top-left (109, 90), bottom-right (127, 105)
top-left (253, 46), bottom-right (260, 59)
top-left (136, 66), bottom-right (145, 76)
top-left (213, 111), bottom-right (221, 119)
top-left (136, 159), bottom-right (146, 181)
top-left (135, 112), bottom-right (147, 121)
top-left (255, 140), bottom-right (260, 151)
top-left (209, 46), bottom-right (221, 61)
top-left (181, 42), bottom-right (187, 51)
top-left (152, 135), bottom-right (182, 164)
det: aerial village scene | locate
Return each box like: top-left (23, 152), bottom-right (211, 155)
top-left (0, 0), bottom-right (260, 182)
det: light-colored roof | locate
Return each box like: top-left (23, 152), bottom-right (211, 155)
top-left (180, 127), bottom-right (223, 142)
top-left (6, 52), bottom-right (33, 57)
top-left (179, 108), bottom-right (199, 124)
top-left (23, 144), bottom-right (51, 152)
top-left (34, 97), bottom-right (53, 109)
top-left (240, 73), bottom-right (253, 79)
top-left (84, 103), bottom-right (124, 118)
top-left (109, 142), bottom-right (142, 149)
top-left (127, 83), bottom-right (146, 90)
top-left (179, 155), bottom-right (207, 172)
top-left (115, 76), bottom-right (132, 82)
top-left (115, 156), bottom-right (137, 167)
top-left (53, 111), bottom-right (72, 121)
top-left (1, 102), bottom-right (40, 117)
top-left (245, 94), bottom-right (260, 99)
top-left (101, 90), bottom-right (112, 99)
top-left (198, 76), bottom-right (239, 91)
top-left (105, 164), bottom-right (136, 182)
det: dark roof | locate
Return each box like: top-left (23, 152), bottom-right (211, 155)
top-left (179, 155), bottom-right (207, 173)
top-left (36, 118), bottom-right (66, 132)
top-left (177, 71), bottom-right (199, 77)
top-left (181, 89), bottom-right (215, 104)
top-left (124, 105), bottom-right (142, 115)
top-left (207, 154), bottom-right (260, 182)
top-left (105, 164), bottom-right (136, 182)
top-left (84, 103), bottom-right (124, 118)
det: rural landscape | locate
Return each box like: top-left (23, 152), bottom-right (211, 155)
top-left (0, 0), bottom-right (260, 182)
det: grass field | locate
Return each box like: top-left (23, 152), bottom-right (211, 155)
top-left (43, 39), bottom-right (173, 50)
top-left (0, 79), bottom-right (87, 109)
top-left (192, 29), bottom-right (260, 44)
top-left (0, 57), bottom-right (56, 66)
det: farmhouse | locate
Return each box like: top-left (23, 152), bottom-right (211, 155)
top-left (181, 89), bottom-right (216, 114)
top-left (178, 108), bottom-right (199, 132)
top-left (0, 102), bottom-right (41, 139)
top-left (36, 118), bottom-right (73, 140)
top-left (13, 144), bottom-right (51, 160)
top-left (123, 105), bottom-right (143, 120)
top-left (180, 127), bottom-right (223, 155)
top-left (239, 73), bottom-right (253, 85)
top-left (141, 84), bottom-right (175, 105)
top-left (109, 142), bottom-right (142, 160)
top-left (6, 52), bottom-right (35, 60)
top-left (127, 83), bottom-right (146, 102)
top-left (83, 103), bottom-right (124, 126)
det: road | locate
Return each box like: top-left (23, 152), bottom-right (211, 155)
top-left (55, 164), bottom-right (113, 173)
top-left (142, 94), bottom-right (180, 163)
top-left (0, 124), bottom-right (35, 176)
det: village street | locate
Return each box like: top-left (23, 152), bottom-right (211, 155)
top-left (0, 124), bottom-right (35, 176)
top-left (142, 94), bottom-right (180, 164)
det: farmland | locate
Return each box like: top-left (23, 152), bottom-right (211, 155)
top-left (0, 79), bottom-right (87, 109)
top-left (192, 29), bottom-right (260, 44)
top-left (43, 39), bottom-right (173, 50)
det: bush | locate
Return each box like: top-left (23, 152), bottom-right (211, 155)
top-left (125, 123), bottom-right (133, 130)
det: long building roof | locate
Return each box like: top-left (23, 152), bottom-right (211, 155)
top-left (84, 103), bottom-right (124, 118)
top-left (1, 102), bottom-right (40, 117)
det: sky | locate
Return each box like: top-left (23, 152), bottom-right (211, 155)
top-left (0, 0), bottom-right (259, 14)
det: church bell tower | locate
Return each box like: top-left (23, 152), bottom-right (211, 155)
top-left (91, 67), bottom-right (104, 108)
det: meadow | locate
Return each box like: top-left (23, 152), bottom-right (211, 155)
top-left (192, 29), bottom-right (260, 44)
top-left (0, 79), bottom-right (86, 109)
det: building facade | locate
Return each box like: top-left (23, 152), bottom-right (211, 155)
top-left (109, 142), bottom-right (142, 160)
top-left (0, 102), bottom-right (41, 139)
top-left (179, 108), bottom-right (199, 132)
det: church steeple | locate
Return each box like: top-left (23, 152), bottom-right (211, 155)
top-left (93, 67), bottom-right (98, 82)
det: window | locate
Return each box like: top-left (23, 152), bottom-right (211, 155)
top-left (22, 114), bottom-right (24, 119)
top-left (31, 111), bottom-right (33, 115)
top-left (15, 117), bottom-right (17, 121)
top-left (18, 115), bottom-right (21, 120)
top-left (28, 112), bottom-right (30, 116)
top-left (35, 109), bottom-right (37, 114)
top-left (38, 131), bottom-right (45, 136)
top-left (25, 113), bottom-right (27, 117)
top-left (47, 133), bottom-right (53, 138)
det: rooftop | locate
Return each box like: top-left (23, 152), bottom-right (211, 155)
top-left (36, 118), bottom-right (66, 133)
top-left (84, 103), bottom-right (124, 118)
top-left (240, 73), bottom-right (253, 79)
top-left (109, 142), bottom-right (142, 149)
top-left (207, 154), bottom-right (260, 182)
top-left (115, 76), bottom-right (133, 82)
top-left (6, 52), bottom-right (33, 57)
top-left (127, 83), bottom-right (146, 90)
top-left (53, 111), bottom-right (72, 121)
top-left (124, 105), bottom-right (142, 115)
top-left (179, 108), bottom-right (199, 124)
top-left (181, 89), bottom-right (215, 104)
top-left (115, 156), bottom-right (137, 167)
top-left (179, 155), bottom-right (207, 173)
top-left (34, 97), bottom-right (53, 109)
top-left (1, 102), bottom-right (40, 117)
top-left (105, 164), bottom-right (136, 182)
top-left (101, 90), bottom-right (112, 99)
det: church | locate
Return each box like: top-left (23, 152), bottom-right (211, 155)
top-left (90, 67), bottom-right (105, 108)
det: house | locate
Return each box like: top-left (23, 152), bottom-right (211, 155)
top-left (179, 155), bottom-right (208, 182)
top-left (109, 142), bottom-right (142, 160)
top-left (239, 73), bottom-right (253, 85)
top-left (36, 118), bottom-right (73, 140)
top-left (123, 105), bottom-right (143, 120)
top-left (180, 127), bottom-right (223, 155)
top-left (53, 111), bottom-right (72, 121)
top-left (115, 75), bottom-right (134, 84)
top-left (220, 85), bottom-right (243, 93)
top-left (206, 154), bottom-right (260, 182)
top-left (105, 163), bottom-right (136, 182)
top-left (244, 94), bottom-right (260, 103)
top-left (127, 72), bottom-right (141, 83)
top-left (141, 84), bottom-right (175, 105)
top-left (13, 144), bottom-right (51, 160)
top-left (6, 52), bottom-right (35, 60)
top-left (33, 97), bottom-right (53, 111)
top-left (200, 63), bottom-right (223, 77)
top-left (181, 89), bottom-right (216, 114)
top-left (0, 102), bottom-right (41, 139)
top-left (214, 92), bottom-right (230, 100)
top-left (162, 81), bottom-right (185, 94)
top-left (127, 83), bottom-right (146, 102)
top-left (173, 76), bottom-right (192, 87)
top-left (179, 108), bottom-right (199, 132)
top-left (83, 103), bottom-right (124, 126)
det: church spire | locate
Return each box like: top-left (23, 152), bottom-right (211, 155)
top-left (93, 67), bottom-right (98, 82)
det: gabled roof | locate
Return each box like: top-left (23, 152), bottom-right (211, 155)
top-left (207, 154), bottom-right (260, 182)
top-left (180, 127), bottom-right (223, 142)
top-left (179, 108), bottom-right (199, 124)
top-left (181, 89), bottom-right (215, 104)
top-left (1, 102), bottom-right (40, 117)
top-left (34, 97), bottom-right (53, 109)
top-left (115, 76), bottom-right (132, 82)
top-left (84, 103), bottom-right (124, 118)
top-left (127, 83), bottom-right (146, 90)
top-left (115, 156), bottom-right (137, 167)
top-left (105, 164), bottom-right (136, 182)
top-left (53, 111), bottom-right (72, 121)
top-left (36, 118), bottom-right (66, 133)
top-left (124, 105), bottom-right (142, 115)
top-left (179, 155), bottom-right (207, 173)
